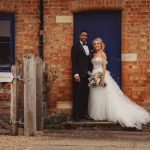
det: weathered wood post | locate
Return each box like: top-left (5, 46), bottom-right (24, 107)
top-left (23, 54), bottom-right (43, 136)
top-left (36, 57), bottom-right (43, 130)
top-left (10, 65), bottom-right (19, 135)
top-left (23, 54), bottom-right (37, 136)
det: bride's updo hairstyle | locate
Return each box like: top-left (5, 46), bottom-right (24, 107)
top-left (92, 38), bottom-right (105, 51)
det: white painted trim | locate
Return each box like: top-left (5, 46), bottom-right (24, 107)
top-left (57, 101), bottom-right (72, 109)
top-left (56, 16), bottom-right (73, 23)
top-left (121, 53), bottom-right (137, 61)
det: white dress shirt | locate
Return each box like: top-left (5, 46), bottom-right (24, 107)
top-left (80, 41), bottom-right (90, 56)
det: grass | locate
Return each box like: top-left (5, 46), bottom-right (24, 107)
top-left (44, 112), bottom-right (70, 125)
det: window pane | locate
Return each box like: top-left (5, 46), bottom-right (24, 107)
top-left (0, 20), bottom-right (11, 66)
top-left (0, 20), bottom-right (10, 37)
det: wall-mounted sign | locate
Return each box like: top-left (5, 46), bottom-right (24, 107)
top-left (0, 72), bottom-right (14, 82)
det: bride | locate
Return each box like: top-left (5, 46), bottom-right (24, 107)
top-left (88, 38), bottom-right (150, 129)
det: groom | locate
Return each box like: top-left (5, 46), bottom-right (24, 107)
top-left (71, 30), bottom-right (93, 121)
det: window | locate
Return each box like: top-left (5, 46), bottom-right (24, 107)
top-left (0, 14), bottom-right (15, 71)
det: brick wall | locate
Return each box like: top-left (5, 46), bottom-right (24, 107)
top-left (0, 83), bottom-right (11, 120)
top-left (121, 0), bottom-right (150, 104)
top-left (44, 0), bottom-right (73, 112)
top-left (0, 0), bottom-right (39, 55)
top-left (0, 0), bottom-right (150, 116)
top-left (0, 0), bottom-right (39, 119)
top-left (44, 0), bottom-right (150, 112)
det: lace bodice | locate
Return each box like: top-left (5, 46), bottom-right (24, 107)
top-left (92, 57), bottom-right (107, 74)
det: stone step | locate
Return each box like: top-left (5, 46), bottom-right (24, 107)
top-left (44, 120), bottom-right (150, 131)
top-left (63, 121), bottom-right (122, 130)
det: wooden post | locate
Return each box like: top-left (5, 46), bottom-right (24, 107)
top-left (36, 57), bottom-right (43, 130)
top-left (23, 54), bottom-right (37, 136)
top-left (10, 65), bottom-right (19, 135)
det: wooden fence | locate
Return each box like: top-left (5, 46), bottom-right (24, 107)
top-left (10, 54), bottom-right (43, 136)
top-left (10, 66), bottom-right (19, 135)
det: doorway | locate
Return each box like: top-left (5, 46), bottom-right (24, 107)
top-left (74, 11), bottom-right (121, 86)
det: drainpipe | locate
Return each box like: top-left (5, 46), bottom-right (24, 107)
top-left (38, 0), bottom-right (44, 59)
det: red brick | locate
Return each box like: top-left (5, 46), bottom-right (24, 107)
top-left (0, 0), bottom-right (149, 115)
top-left (3, 83), bottom-right (11, 89)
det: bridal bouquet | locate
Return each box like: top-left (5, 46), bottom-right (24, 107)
top-left (88, 71), bottom-right (107, 88)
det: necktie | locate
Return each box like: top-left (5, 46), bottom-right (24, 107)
top-left (82, 42), bottom-right (89, 56)
top-left (83, 42), bottom-right (88, 46)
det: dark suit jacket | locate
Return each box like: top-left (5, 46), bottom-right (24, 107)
top-left (71, 42), bottom-right (93, 78)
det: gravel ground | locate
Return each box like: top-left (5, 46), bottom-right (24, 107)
top-left (0, 130), bottom-right (150, 150)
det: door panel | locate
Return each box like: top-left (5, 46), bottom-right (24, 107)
top-left (74, 11), bottom-right (121, 86)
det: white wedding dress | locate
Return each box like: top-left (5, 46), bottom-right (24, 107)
top-left (88, 57), bottom-right (150, 129)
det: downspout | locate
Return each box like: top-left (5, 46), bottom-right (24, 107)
top-left (38, 0), bottom-right (44, 59)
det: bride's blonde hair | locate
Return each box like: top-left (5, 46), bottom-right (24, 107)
top-left (92, 38), bottom-right (105, 51)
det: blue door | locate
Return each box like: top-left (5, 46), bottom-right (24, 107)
top-left (74, 11), bottom-right (121, 86)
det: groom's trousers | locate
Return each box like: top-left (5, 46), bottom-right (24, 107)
top-left (72, 76), bottom-right (89, 120)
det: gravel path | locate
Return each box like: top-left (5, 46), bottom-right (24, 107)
top-left (0, 130), bottom-right (150, 150)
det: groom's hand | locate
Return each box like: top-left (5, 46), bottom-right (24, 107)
top-left (74, 76), bottom-right (81, 82)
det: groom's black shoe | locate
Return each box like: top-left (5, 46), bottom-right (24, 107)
top-left (73, 117), bottom-right (81, 122)
top-left (84, 114), bottom-right (91, 120)
top-left (73, 118), bottom-right (80, 122)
